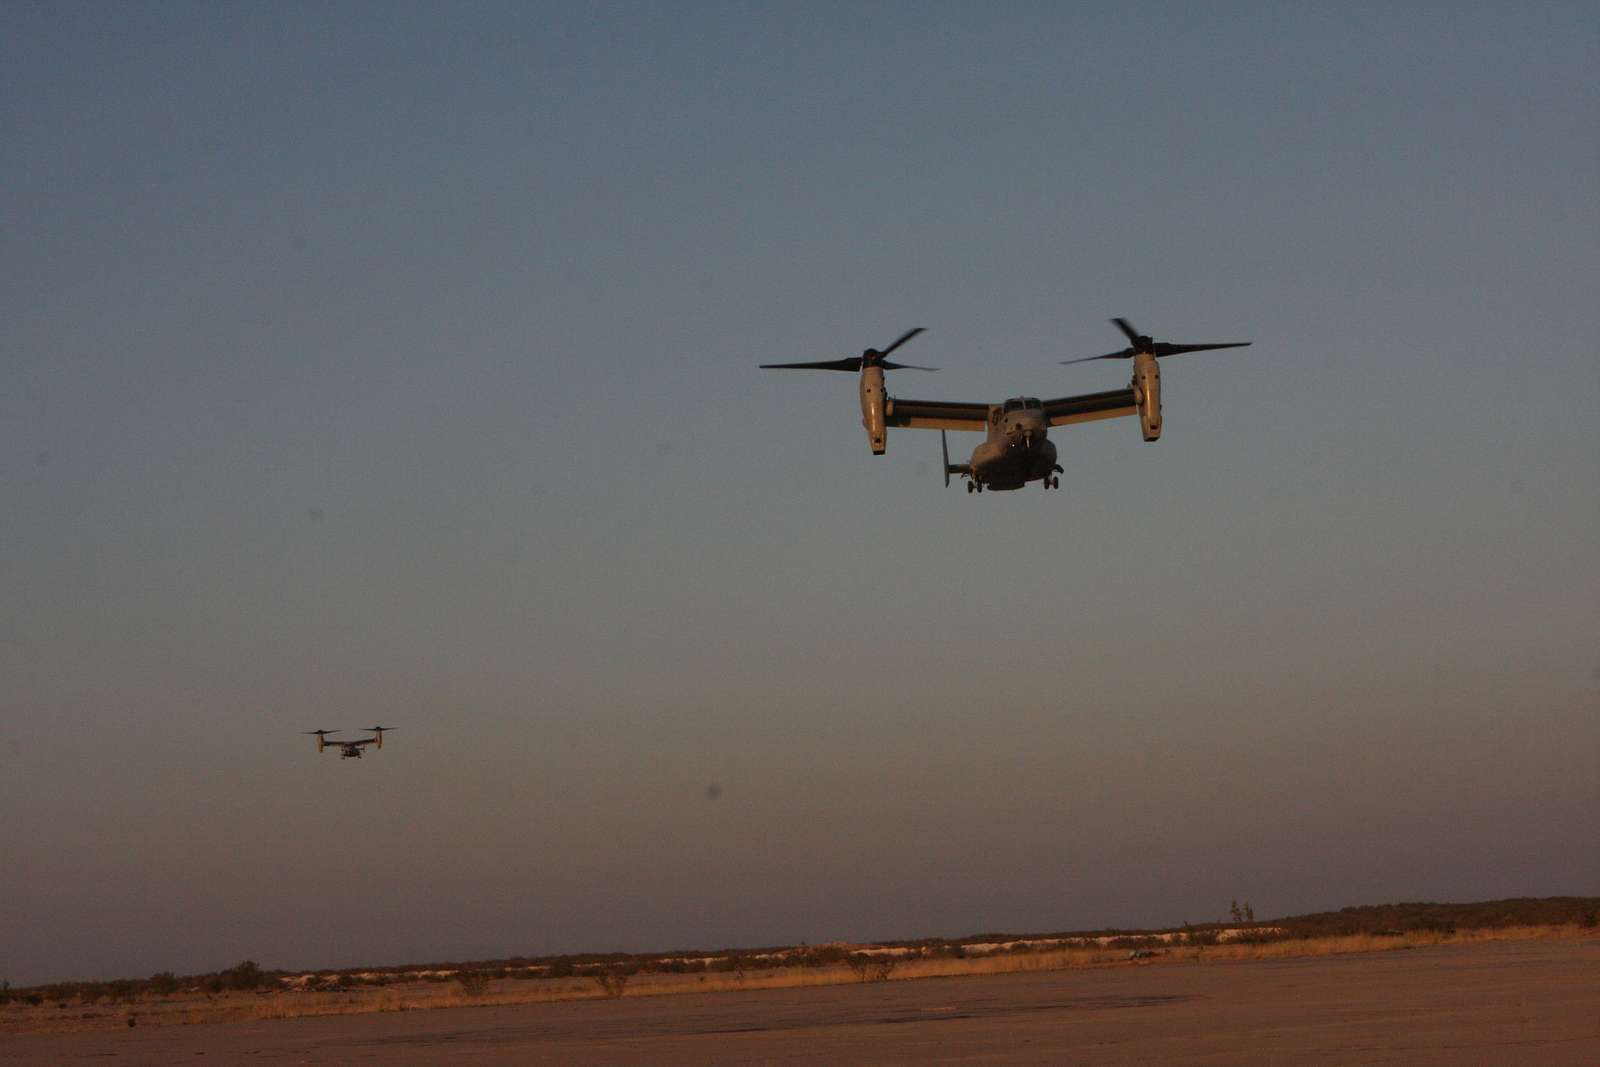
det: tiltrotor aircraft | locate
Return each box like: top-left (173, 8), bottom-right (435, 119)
top-left (762, 319), bottom-right (1249, 493)
top-left (303, 727), bottom-right (397, 759)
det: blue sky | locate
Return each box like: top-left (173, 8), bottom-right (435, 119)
top-left (2, 2), bottom-right (1596, 984)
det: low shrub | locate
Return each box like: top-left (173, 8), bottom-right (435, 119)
top-left (223, 961), bottom-right (266, 991)
top-left (456, 971), bottom-right (492, 997)
top-left (846, 954), bottom-right (895, 982)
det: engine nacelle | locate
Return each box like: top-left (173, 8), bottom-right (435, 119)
top-left (859, 365), bottom-right (887, 454)
top-left (1132, 352), bottom-right (1162, 442)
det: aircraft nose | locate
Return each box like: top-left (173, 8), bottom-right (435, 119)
top-left (1006, 413), bottom-right (1044, 444)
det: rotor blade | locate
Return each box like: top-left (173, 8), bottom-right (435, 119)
top-left (880, 360), bottom-right (937, 371)
top-left (879, 327), bottom-right (925, 357)
top-left (760, 358), bottom-right (863, 372)
top-left (302, 730), bottom-right (340, 735)
top-left (1060, 350), bottom-right (1133, 365)
top-left (1151, 341), bottom-right (1252, 357)
top-left (1111, 318), bottom-right (1141, 345)
top-left (365, 726), bottom-right (397, 732)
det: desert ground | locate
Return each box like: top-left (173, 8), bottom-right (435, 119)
top-left (4, 933), bottom-right (1596, 1064)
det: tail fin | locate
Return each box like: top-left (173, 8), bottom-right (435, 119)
top-left (940, 431), bottom-right (972, 487)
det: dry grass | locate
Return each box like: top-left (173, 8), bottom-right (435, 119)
top-left (1175, 923), bottom-right (1580, 962)
top-left (4, 924), bottom-right (1590, 1036)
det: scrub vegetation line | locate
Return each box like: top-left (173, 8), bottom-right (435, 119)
top-left (4, 898), bottom-right (1595, 1035)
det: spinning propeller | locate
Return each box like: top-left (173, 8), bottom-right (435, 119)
top-left (761, 328), bottom-right (935, 372)
top-left (1063, 318), bottom-right (1250, 365)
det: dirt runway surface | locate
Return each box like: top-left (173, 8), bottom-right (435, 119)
top-left (6, 937), bottom-right (1596, 1065)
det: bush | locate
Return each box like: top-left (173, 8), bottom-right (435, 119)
top-left (846, 954), bottom-right (896, 982)
top-left (103, 979), bottom-right (139, 1003)
top-left (803, 945), bottom-right (849, 968)
top-left (1230, 928), bottom-right (1280, 945)
top-left (148, 972), bottom-right (179, 996)
top-left (225, 961), bottom-right (265, 991)
top-left (593, 970), bottom-right (628, 998)
top-left (456, 971), bottom-right (491, 997)
top-left (1108, 936), bottom-right (1162, 950)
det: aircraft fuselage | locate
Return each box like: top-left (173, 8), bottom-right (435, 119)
top-left (961, 399), bottom-right (1060, 492)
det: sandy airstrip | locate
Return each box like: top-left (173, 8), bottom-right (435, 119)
top-left (4, 934), bottom-right (1596, 1065)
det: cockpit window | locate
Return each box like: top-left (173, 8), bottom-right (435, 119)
top-left (1025, 398), bottom-right (1041, 410)
top-left (1003, 399), bottom-right (1023, 413)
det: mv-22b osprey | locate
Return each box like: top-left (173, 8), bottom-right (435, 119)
top-left (303, 727), bottom-right (396, 759)
top-left (762, 319), bottom-right (1249, 493)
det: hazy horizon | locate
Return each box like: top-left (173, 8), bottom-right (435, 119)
top-left (24, 895), bottom-right (1600, 986)
top-left (3, 3), bottom-right (1596, 986)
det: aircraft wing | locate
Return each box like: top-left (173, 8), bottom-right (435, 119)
top-left (885, 398), bottom-right (990, 432)
top-left (346, 737), bottom-right (376, 746)
top-left (1042, 387), bottom-right (1137, 427)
